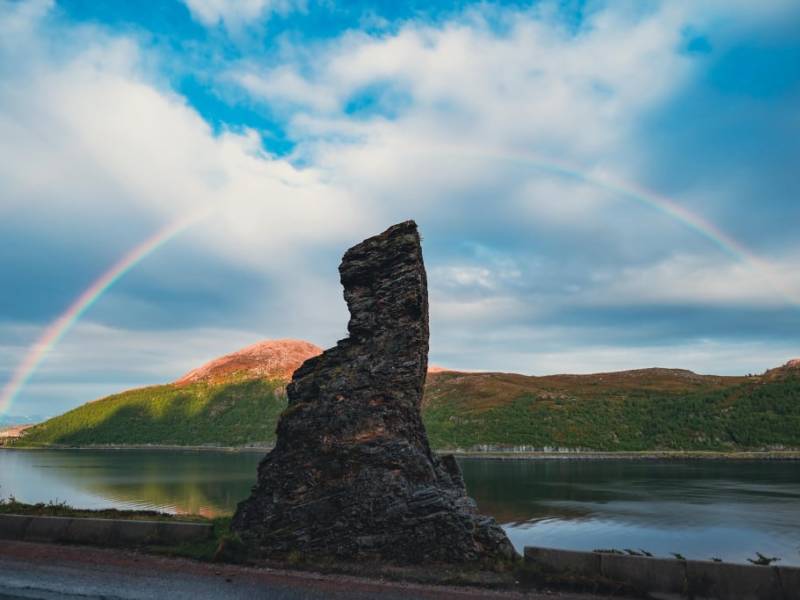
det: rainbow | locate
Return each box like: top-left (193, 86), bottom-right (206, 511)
top-left (0, 210), bottom-right (210, 416)
top-left (1, 151), bottom-right (794, 418)
top-left (432, 145), bottom-right (798, 307)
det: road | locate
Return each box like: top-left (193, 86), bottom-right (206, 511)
top-left (0, 541), bottom-right (596, 600)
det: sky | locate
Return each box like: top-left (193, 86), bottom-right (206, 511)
top-left (1, 0), bottom-right (799, 419)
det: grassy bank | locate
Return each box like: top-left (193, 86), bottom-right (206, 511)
top-left (0, 498), bottom-right (209, 523)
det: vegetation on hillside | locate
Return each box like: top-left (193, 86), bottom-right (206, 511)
top-left (423, 369), bottom-right (800, 451)
top-left (13, 366), bottom-right (800, 451)
top-left (18, 380), bottom-right (287, 447)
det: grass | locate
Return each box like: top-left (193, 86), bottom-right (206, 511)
top-left (747, 552), bottom-right (780, 566)
top-left (0, 497), bottom-right (208, 522)
top-left (10, 367), bottom-right (800, 452)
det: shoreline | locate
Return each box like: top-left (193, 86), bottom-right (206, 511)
top-left (3, 445), bottom-right (800, 460)
top-left (449, 450), bottom-right (800, 461)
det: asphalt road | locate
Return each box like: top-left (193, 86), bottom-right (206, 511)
top-left (0, 552), bottom-right (354, 600)
top-left (0, 541), bottom-right (592, 600)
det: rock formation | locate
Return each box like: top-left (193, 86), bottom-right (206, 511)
top-left (232, 220), bottom-right (515, 564)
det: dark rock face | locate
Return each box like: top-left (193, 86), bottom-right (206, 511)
top-left (232, 220), bottom-right (516, 564)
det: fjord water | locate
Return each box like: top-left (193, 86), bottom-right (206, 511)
top-left (1, 450), bottom-right (798, 565)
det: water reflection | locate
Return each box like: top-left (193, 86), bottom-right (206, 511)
top-left (0, 449), bottom-right (261, 517)
top-left (1, 450), bottom-right (798, 565)
top-left (460, 459), bottom-right (800, 565)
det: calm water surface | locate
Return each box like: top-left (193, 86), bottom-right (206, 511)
top-left (1, 449), bottom-right (798, 565)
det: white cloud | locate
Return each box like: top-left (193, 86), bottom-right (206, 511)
top-left (238, 4), bottom-right (692, 164)
top-left (431, 295), bottom-right (533, 327)
top-left (183, 0), bottom-right (300, 28)
top-left (0, 10), bottom-right (375, 274)
top-left (513, 177), bottom-right (613, 228)
top-left (429, 319), bottom-right (799, 376)
top-left (589, 253), bottom-right (800, 308)
top-left (237, 69), bottom-right (338, 113)
top-left (225, 2), bottom-right (709, 258)
top-left (517, 339), bottom-right (799, 377)
top-left (437, 266), bottom-right (495, 290)
top-left (432, 261), bottom-right (522, 292)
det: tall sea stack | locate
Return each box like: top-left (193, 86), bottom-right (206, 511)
top-left (232, 220), bottom-right (515, 563)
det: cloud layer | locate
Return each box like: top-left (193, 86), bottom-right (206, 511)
top-left (1, 0), bottom-right (798, 417)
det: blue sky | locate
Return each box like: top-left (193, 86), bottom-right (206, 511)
top-left (1, 0), bottom-right (799, 418)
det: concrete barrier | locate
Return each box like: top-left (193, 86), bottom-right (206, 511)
top-left (778, 567), bottom-right (800, 600)
top-left (523, 546), bottom-right (600, 578)
top-left (0, 514), bottom-right (32, 540)
top-left (24, 515), bottom-right (72, 542)
top-left (0, 514), bottom-right (212, 546)
top-left (65, 517), bottom-right (116, 545)
top-left (602, 553), bottom-right (687, 599)
top-left (687, 559), bottom-right (783, 600)
top-left (114, 519), bottom-right (161, 544)
top-left (524, 546), bottom-right (799, 600)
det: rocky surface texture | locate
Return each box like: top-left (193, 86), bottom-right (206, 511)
top-left (175, 340), bottom-right (322, 386)
top-left (232, 220), bottom-right (515, 564)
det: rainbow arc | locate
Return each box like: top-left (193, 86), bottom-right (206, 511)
top-left (0, 210), bottom-right (210, 415)
top-left (1, 152), bottom-right (794, 416)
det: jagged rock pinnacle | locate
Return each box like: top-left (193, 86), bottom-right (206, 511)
top-left (231, 220), bottom-right (515, 563)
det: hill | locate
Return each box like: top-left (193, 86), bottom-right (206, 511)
top-left (14, 344), bottom-right (800, 451)
top-left (174, 339), bottom-right (321, 386)
top-left (422, 363), bottom-right (800, 450)
top-left (16, 340), bottom-right (322, 448)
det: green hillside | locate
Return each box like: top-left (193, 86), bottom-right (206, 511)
top-left (14, 365), bottom-right (800, 451)
top-left (19, 380), bottom-right (288, 447)
top-left (423, 368), bottom-right (800, 451)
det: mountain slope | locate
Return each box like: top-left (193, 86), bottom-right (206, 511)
top-left (422, 365), bottom-right (800, 450)
top-left (15, 345), bottom-right (800, 451)
top-left (18, 381), bottom-right (287, 447)
top-left (18, 340), bottom-right (322, 447)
